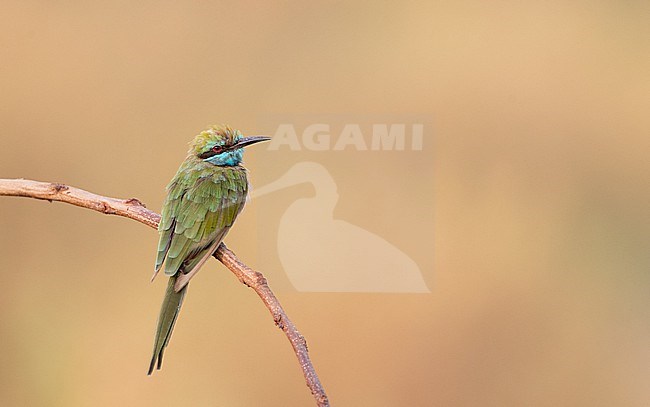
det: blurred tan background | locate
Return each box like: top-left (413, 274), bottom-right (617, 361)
top-left (1, 1), bottom-right (649, 406)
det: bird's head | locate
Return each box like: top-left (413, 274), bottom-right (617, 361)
top-left (190, 125), bottom-right (270, 166)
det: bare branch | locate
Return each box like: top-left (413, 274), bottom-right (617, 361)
top-left (0, 178), bottom-right (329, 407)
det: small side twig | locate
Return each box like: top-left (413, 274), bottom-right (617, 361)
top-left (0, 178), bottom-right (329, 407)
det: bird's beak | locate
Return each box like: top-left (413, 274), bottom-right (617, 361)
top-left (236, 136), bottom-right (271, 149)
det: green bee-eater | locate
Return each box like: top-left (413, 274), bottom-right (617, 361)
top-left (148, 125), bottom-right (269, 375)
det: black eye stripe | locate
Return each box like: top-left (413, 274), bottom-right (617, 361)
top-left (198, 145), bottom-right (230, 159)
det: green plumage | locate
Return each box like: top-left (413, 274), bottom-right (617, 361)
top-left (154, 162), bottom-right (248, 278)
top-left (148, 125), bottom-right (268, 375)
top-left (148, 275), bottom-right (185, 375)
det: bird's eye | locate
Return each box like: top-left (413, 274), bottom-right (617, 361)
top-left (211, 146), bottom-right (223, 154)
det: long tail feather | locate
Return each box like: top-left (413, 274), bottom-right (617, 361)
top-left (148, 275), bottom-right (187, 375)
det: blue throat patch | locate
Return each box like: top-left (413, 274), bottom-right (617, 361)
top-left (204, 149), bottom-right (243, 166)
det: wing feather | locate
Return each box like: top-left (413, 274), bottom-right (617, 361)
top-left (153, 164), bottom-right (248, 283)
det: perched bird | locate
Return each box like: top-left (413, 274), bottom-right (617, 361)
top-left (148, 125), bottom-right (269, 375)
